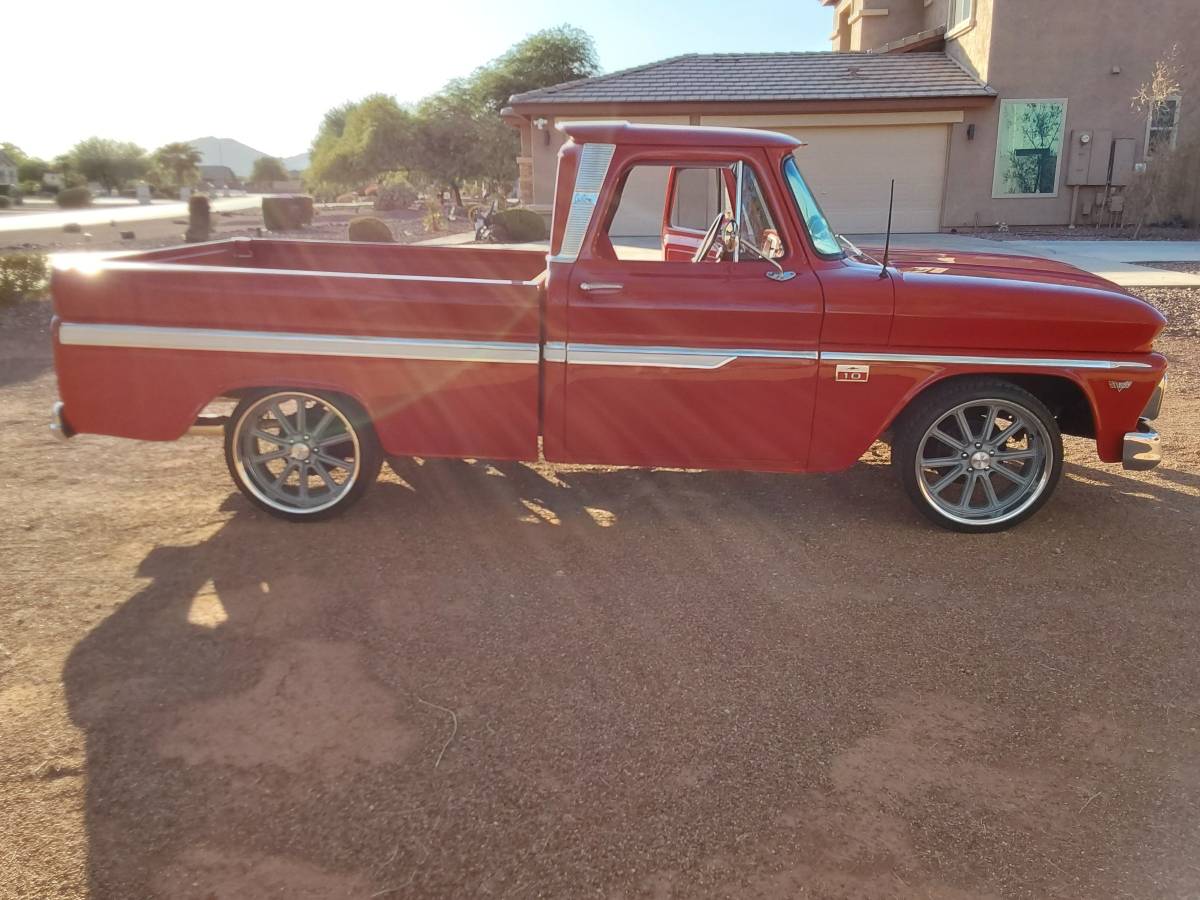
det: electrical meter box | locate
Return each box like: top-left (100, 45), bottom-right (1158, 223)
top-left (1109, 139), bottom-right (1137, 186)
top-left (1067, 129), bottom-right (1114, 186)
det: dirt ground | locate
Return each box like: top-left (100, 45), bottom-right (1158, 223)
top-left (1, 286), bottom-right (1199, 899)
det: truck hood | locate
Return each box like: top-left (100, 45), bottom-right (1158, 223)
top-left (873, 246), bottom-right (1122, 292)
top-left (861, 247), bottom-right (1167, 355)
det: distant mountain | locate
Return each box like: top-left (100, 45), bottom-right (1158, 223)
top-left (189, 137), bottom-right (308, 177)
top-left (283, 152), bottom-right (311, 172)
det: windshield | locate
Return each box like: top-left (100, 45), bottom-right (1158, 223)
top-left (782, 156), bottom-right (842, 258)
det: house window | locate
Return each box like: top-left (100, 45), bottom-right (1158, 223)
top-left (948, 0), bottom-right (973, 32)
top-left (992, 99), bottom-right (1067, 197)
top-left (1146, 96), bottom-right (1181, 155)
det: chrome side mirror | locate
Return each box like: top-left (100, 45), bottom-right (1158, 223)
top-left (720, 219), bottom-right (739, 254)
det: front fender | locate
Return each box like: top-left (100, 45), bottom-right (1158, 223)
top-left (805, 351), bottom-right (1166, 472)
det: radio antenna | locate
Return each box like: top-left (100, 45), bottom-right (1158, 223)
top-left (879, 179), bottom-right (895, 279)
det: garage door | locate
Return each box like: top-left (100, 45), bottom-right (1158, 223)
top-left (779, 124), bottom-right (949, 234)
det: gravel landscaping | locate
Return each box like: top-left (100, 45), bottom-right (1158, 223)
top-left (976, 224), bottom-right (1200, 242)
top-left (1130, 264), bottom-right (1200, 338)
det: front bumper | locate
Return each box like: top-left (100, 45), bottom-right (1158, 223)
top-left (50, 401), bottom-right (74, 441)
top-left (1123, 419), bottom-right (1160, 471)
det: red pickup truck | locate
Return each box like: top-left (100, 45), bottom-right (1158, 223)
top-left (49, 122), bottom-right (1166, 531)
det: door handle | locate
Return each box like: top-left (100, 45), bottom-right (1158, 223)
top-left (765, 270), bottom-right (796, 282)
top-left (580, 282), bottom-right (624, 292)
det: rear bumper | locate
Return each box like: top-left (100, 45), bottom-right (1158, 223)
top-left (50, 401), bottom-right (75, 441)
top-left (1122, 419), bottom-right (1160, 471)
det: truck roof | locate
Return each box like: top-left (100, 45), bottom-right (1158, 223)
top-left (557, 121), bottom-right (805, 150)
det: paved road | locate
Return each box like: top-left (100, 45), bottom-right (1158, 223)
top-left (0, 195), bottom-right (262, 234)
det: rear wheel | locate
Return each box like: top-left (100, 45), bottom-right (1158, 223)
top-left (894, 379), bottom-right (1063, 532)
top-left (224, 389), bottom-right (382, 522)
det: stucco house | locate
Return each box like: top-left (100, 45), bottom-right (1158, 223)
top-left (503, 0), bottom-right (1198, 234)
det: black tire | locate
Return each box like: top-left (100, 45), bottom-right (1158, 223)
top-left (893, 378), bottom-right (1063, 533)
top-left (224, 388), bottom-right (383, 522)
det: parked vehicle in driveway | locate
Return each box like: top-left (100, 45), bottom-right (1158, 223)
top-left (49, 122), bottom-right (1166, 531)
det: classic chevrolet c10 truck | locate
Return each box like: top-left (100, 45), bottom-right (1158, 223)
top-left (49, 122), bottom-right (1166, 531)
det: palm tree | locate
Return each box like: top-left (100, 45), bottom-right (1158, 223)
top-left (153, 142), bottom-right (203, 189)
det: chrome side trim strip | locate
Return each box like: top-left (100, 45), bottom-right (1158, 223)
top-left (543, 341), bottom-right (567, 363)
top-left (565, 343), bottom-right (818, 370)
top-left (56, 259), bottom-right (541, 288)
top-left (821, 351), bottom-right (1154, 370)
top-left (58, 323), bottom-right (540, 364)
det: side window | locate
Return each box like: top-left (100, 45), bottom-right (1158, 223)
top-left (670, 167), bottom-right (727, 231)
top-left (604, 164), bottom-right (675, 261)
top-left (602, 161), bottom-right (784, 262)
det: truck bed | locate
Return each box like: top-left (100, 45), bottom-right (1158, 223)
top-left (51, 238), bottom-right (548, 460)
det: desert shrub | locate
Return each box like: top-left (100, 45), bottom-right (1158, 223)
top-left (0, 252), bottom-right (49, 306)
top-left (186, 194), bottom-right (211, 242)
top-left (0, 197), bottom-right (10, 210)
top-left (491, 208), bottom-right (546, 242)
top-left (348, 216), bottom-right (394, 242)
top-left (262, 195), bottom-right (314, 232)
top-left (374, 173), bottom-right (417, 212)
top-left (56, 187), bottom-right (92, 209)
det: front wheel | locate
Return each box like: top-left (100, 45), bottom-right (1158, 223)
top-left (224, 389), bottom-right (383, 522)
top-left (893, 379), bottom-right (1063, 532)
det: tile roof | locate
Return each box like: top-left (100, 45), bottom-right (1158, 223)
top-left (508, 52), bottom-right (994, 106)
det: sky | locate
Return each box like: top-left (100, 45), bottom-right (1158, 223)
top-left (2, 0), bottom-right (832, 161)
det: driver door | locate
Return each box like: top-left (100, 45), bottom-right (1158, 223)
top-left (558, 153), bottom-right (823, 469)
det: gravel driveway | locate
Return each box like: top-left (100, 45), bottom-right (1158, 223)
top-left (1, 289), bottom-right (1198, 899)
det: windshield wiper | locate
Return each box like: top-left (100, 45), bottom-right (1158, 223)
top-left (836, 233), bottom-right (880, 265)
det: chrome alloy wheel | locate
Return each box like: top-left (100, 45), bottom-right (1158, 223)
top-left (231, 391), bottom-right (361, 515)
top-left (915, 398), bottom-right (1053, 527)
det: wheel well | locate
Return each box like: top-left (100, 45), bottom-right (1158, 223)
top-left (894, 373), bottom-right (1095, 438)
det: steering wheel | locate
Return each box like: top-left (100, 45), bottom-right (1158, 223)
top-left (691, 212), bottom-right (729, 263)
